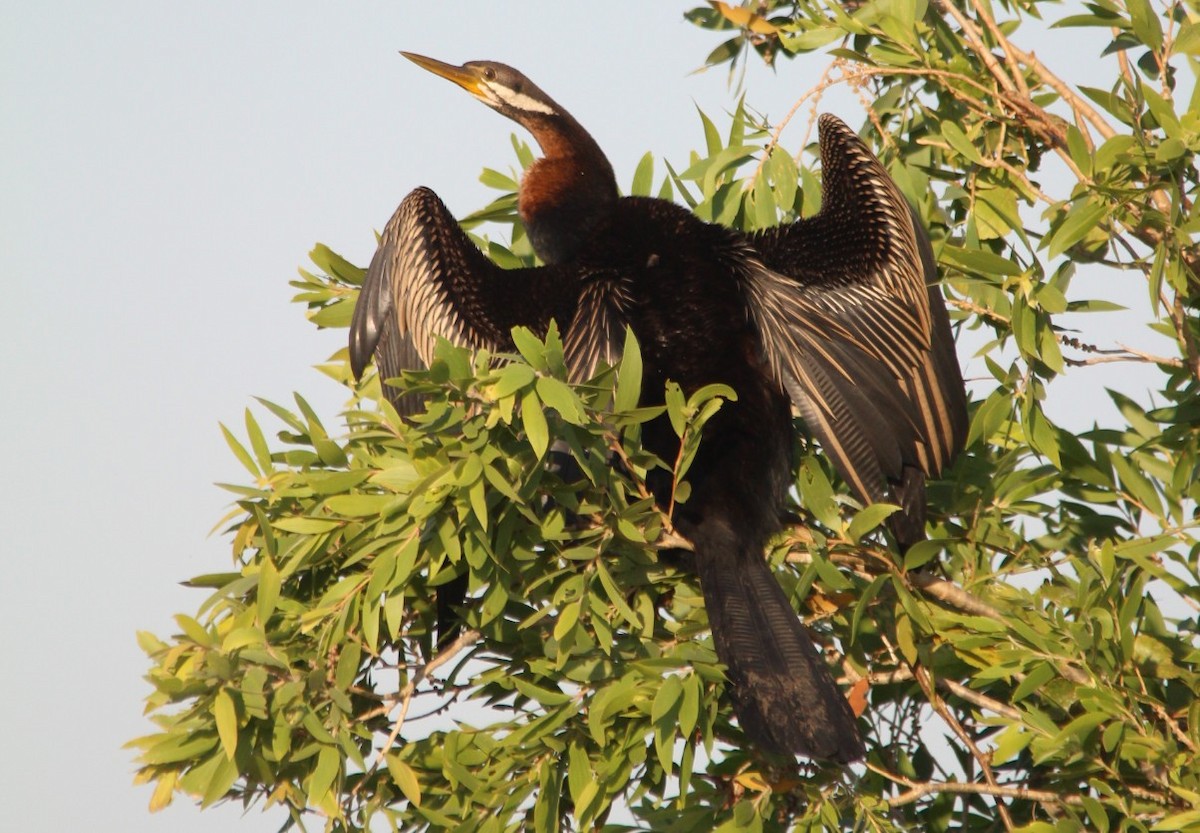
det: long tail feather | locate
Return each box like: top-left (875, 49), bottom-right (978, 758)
top-left (690, 515), bottom-right (864, 762)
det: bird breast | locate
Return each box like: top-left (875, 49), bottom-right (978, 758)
top-left (519, 156), bottom-right (617, 264)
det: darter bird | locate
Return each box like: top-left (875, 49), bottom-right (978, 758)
top-left (348, 53), bottom-right (968, 762)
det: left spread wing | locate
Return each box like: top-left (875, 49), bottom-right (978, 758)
top-left (349, 186), bottom-right (626, 411)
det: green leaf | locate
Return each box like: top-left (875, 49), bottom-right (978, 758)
top-left (846, 502), bottom-right (898, 543)
top-left (553, 600), bottom-right (581, 642)
top-left (1142, 85), bottom-right (1182, 135)
top-left (308, 299), bottom-right (353, 328)
top-left (1045, 197), bottom-right (1108, 259)
top-left (902, 539), bottom-right (942, 571)
top-left (614, 328), bottom-right (642, 412)
top-left (308, 745), bottom-right (341, 807)
top-left (752, 168), bottom-right (776, 229)
top-left (696, 104), bottom-right (723, 157)
top-left (256, 558), bottom-right (280, 624)
top-left (479, 166), bottom-right (518, 191)
top-left (652, 674), bottom-right (683, 723)
top-left (213, 689), bottom-right (238, 760)
top-left (940, 244), bottom-right (1025, 276)
top-left (767, 146), bottom-right (798, 213)
top-left (273, 517), bottom-right (340, 534)
top-left (386, 754), bottom-right (422, 807)
top-left (201, 754), bottom-right (239, 807)
top-left (220, 423), bottom-right (259, 478)
top-left (1112, 453), bottom-right (1164, 518)
top-left (895, 612), bottom-right (918, 665)
top-left (533, 758), bottom-right (561, 830)
top-left (567, 742), bottom-right (592, 808)
top-left (796, 456), bottom-right (841, 530)
top-left (849, 575), bottom-right (887, 643)
top-left (469, 477), bottom-right (489, 531)
top-left (1176, 21), bottom-right (1200, 55)
top-left (1065, 124), bottom-right (1093, 176)
top-left (491, 363), bottom-right (536, 399)
top-left (679, 674), bottom-right (700, 739)
top-left (783, 26), bottom-right (843, 51)
top-left (174, 614), bottom-right (214, 647)
top-left (1126, 0), bottom-right (1163, 50)
top-left (631, 151), bottom-right (654, 196)
top-left (991, 724), bottom-right (1033, 765)
top-left (594, 558), bottom-right (641, 629)
top-left (1151, 810), bottom-right (1200, 831)
top-left (334, 642), bottom-right (361, 690)
top-left (974, 186), bottom-right (1020, 239)
top-left (521, 390), bottom-right (549, 459)
top-left (511, 326), bottom-right (549, 370)
top-left (941, 122), bottom-right (983, 163)
top-left (1012, 662), bottom-right (1056, 702)
top-left (1048, 712), bottom-right (1108, 750)
top-left (536, 376), bottom-right (586, 425)
top-left (665, 381), bottom-right (687, 438)
top-left (511, 675), bottom-right (572, 706)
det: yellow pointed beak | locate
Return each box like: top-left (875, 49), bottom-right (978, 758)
top-left (400, 52), bottom-right (484, 96)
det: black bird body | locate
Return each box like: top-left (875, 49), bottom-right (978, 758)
top-left (349, 54), bottom-right (968, 762)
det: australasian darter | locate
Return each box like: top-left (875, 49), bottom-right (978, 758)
top-left (348, 53), bottom-right (968, 763)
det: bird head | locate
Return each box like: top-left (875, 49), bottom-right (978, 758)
top-left (401, 52), bottom-right (562, 124)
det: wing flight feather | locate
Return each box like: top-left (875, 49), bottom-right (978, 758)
top-left (746, 115), bottom-right (967, 538)
top-left (349, 187), bottom-right (631, 409)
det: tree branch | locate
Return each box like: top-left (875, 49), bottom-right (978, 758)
top-left (882, 775), bottom-right (1086, 808)
top-left (910, 571), bottom-right (1005, 621)
top-left (914, 665), bottom-right (1016, 830)
top-left (866, 665), bottom-right (1023, 720)
top-left (359, 629), bottom-right (482, 791)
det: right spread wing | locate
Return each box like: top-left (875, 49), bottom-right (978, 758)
top-left (349, 187), bottom-right (629, 411)
top-left (744, 116), bottom-right (968, 545)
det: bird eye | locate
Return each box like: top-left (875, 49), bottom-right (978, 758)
top-left (482, 67), bottom-right (496, 81)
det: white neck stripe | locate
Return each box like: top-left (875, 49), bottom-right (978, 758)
top-left (486, 83), bottom-right (554, 115)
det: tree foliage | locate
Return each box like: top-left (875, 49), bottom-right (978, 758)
top-left (133, 2), bottom-right (1200, 830)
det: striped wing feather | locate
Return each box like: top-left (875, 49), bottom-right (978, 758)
top-left (747, 115), bottom-right (967, 533)
top-left (348, 187), bottom-right (626, 409)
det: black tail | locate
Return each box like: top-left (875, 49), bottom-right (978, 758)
top-left (691, 515), bottom-right (865, 762)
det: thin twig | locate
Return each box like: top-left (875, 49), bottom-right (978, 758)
top-left (932, 0), bottom-right (1018, 94)
top-left (783, 541), bottom-right (1005, 621)
top-left (366, 629), bottom-right (482, 779)
top-left (1001, 41), bottom-right (1115, 141)
top-left (915, 665), bottom-right (1016, 830)
top-left (947, 299), bottom-right (1186, 370)
top-left (969, 0), bottom-right (1032, 99)
top-left (1170, 293), bottom-right (1200, 382)
top-left (749, 57), bottom-right (841, 187)
top-left (749, 59), bottom-right (1005, 190)
top-left (940, 677), bottom-right (1023, 721)
top-left (1135, 665), bottom-right (1200, 754)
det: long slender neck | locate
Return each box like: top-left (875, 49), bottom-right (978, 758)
top-left (516, 113), bottom-right (618, 264)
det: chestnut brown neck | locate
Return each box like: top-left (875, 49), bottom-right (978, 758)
top-left (515, 113), bottom-right (618, 264)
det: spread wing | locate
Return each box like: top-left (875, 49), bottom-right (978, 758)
top-left (745, 115), bottom-right (967, 544)
top-left (349, 186), bottom-right (626, 412)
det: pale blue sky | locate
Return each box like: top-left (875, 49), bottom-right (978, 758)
top-left (1, 2), bottom-right (1161, 831)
